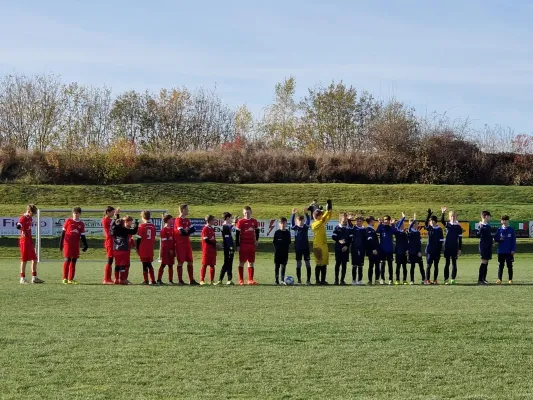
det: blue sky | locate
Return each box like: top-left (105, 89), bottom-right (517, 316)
top-left (1, 0), bottom-right (531, 132)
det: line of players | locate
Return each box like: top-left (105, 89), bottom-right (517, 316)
top-left (15, 201), bottom-right (517, 286)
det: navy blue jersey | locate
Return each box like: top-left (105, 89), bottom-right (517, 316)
top-left (365, 226), bottom-right (379, 255)
top-left (394, 230), bottom-right (408, 255)
top-left (377, 224), bottom-right (396, 253)
top-left (425, 225), bottom-right (444, 255)
top-left (291, 213), bottom-right (310, 251)
top-left (477, 223), bottom-right (493, 251)
top-left (407, 223), bottom-right (422, 255)
top-left (494, 226), bottom-right (516, 254)
top-left (442, 215), bottom-right (463, 250)
top-left (222, 224), bottom-right (234, 251)
top-left (350, 226), bottom-right (367, 253)
top-left (332, 224), bottom-right (352, 250)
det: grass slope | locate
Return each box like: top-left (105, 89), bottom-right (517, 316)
top-left (1, 255), bottom-right (533, 399)
top-left (1, 183), bottom-right (533, 219)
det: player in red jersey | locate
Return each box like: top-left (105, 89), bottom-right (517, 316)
top-left (16, 204), bottom-right (44, 284)
top-left (110, 213), bottom-right (138, 284)
top-left (235, 206), bottom-right (260, 285)
top-left (136, 210), bottom-right (157, 285)
top-left (157, 214), bottom-right (175, 284)
top-left (59, 207), bottom-right (88, 284)
top-left (102, 206), bottom-right (116, 284)
top-left (200, 215), bottom-right (217, 285)
top-left (174, 204), bottom-right (199, 285)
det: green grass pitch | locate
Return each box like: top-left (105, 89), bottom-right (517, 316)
top-left (2, 252), bottom-right (533, 399)
top-left (2, 182), bottom-right (533, 399)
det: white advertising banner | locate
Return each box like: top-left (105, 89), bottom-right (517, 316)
top-left (0, 217), bottom-right (54, 236)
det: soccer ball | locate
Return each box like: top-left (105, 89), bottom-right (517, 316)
top-left (284, 276), bottom-right (295, 286)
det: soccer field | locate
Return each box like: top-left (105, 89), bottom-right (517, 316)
top-left (2, 253), bottom-right (533, 400)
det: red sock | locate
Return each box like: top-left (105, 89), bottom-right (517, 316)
top-left (248, 267), bottom-right (254, 281)
top-left (177, 265), bottom-right (183, 282)
top-left (20, 272), bottom-right (25, 278)
top-left (168, 265), bottom-right (174, 281)
top-left (158, 265), bottom-right (165, 281)
top-left (238, 266), bottom-right (244, 281)
top-left (124, 266), bottom-right (130, 280)
top-left (187, 264), bottom-right (194, 282)
top-left (114, 270), bottom-right (120, 281)
top-left (200, 265), bottom-right (206, 281)
top-left (209, 266), bottom-right (215, 282)
top-left (149, 268), bottom-right (155, 283)
top-left (62, 260), bottom-right (70, 280)
top-left (32, 271), bottom-right (37, 277)
top-left (104, 264), bottom-right (112, 281)
top-left (119, 270), bottom-right (127, 283)
top-left (143, 271), bottom-right (148, 282)
top-left (68, 261), bottom-right (76, 281)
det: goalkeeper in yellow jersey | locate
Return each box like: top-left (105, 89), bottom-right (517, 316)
top-left (312, 199), bottom-right (333, 285)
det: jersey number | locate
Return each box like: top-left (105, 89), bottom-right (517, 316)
top-left (146, 230), bottom-right (152, 240)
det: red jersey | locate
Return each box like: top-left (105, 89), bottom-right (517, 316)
top-left (137, 223), bottom-right (156, 259)
top-left (174, 217), bottom-right (193, 245)
top-left (236, 218), bottom-right (259, 246)
top-left (201, 225), bottom-right (216, 253)
top-left (18, 215), bottom-right (33, 241)
top-left (63, 218), bottom-right (86, 247)
top-left (102, 217), bottom-right (113, 248)
top-left (160, 226), bottom-right (174, 249)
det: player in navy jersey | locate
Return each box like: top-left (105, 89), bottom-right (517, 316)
top-left (424, 209), bottom-right (444, 285)
top-left (348, 215), bottom-right (366, 285)
top-left (273, 217), bottom-right (291, 285)
top-left (332, 213), bottom-right (352, 285)
top-left (365, 217), bottom-right (380, 285)
top-left (476, 211), bottom-right (493, 285)
top-left (377, 215), bottom-right (398, 285)
top-left (215, 212), bottom-right (236, 285)
top-left (291, 208), bottom-right (312, 285)
top-left (494, 215), bottom-right (516, 284)
top-left (407, 215), bottom-right (425, 284)
top-left (392, 214), bottom-right (408, 285)
top-left (441, 206), bottom-right (463, 285)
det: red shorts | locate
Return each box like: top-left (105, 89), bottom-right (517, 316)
top-left (63, 244), bottom-right (80, 259)
top-left (160, 248), bottom-right (175, 265)
top-left (20, 240), bottom-right (37, 262)
top-left (140, 255), bottom-right (154, 263)
top-left (105, 245), bottom-right (114, 258)
top-left (176, 243), bottom-right (193, 264)
top-left (239, 245), bottom-right (256, 264)
top-left (114, 250), bottom-right (130, 266)
top-left (202, 251), bottom-right (216, 266)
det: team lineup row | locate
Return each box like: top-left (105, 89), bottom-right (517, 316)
top-left (15, 201), bottom-right (516, 286)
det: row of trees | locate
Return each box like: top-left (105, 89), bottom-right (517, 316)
top-left (1, 73), bottom-right (530, 156)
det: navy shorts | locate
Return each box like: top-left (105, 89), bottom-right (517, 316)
top-left (274, 253), bottom-right (289, 265)
top-left (409, 254), bottom-right (422, 264)
top-left (351, 250), bottom-right (365, 266)
top-left (426, 253), bottom-right (441, 264)
top-left (295, 249), bottom-right (310, 261)
top-left (379, 252), bottom-right (394, 262)
top-left (335, 249), bottom-right (349, 263)
top-left (498, 253), bottom-right (514, 265)
top-left (444, 247), bottom-right (459, 259)
top-left (480, 249), bottom-right (493, 260)
top-left (395, 254), bottom-right (407, 264)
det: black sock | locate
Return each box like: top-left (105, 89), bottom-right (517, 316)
top-left (478, 263), bottom-right (485, 282)
top-left (387, 259), bottom-right (393, 281)
top-left (306, 266), bottom-right (311, 282)
top-left (296, 267), bottom-right (302, 282)
top-left (321, 265), bottom-right (327, 283)
top-left (395, 263), bottom-right (400, 281)
top-left (451, 258), bottom-right (458, 280)
top-left (334, 262), bottom-right (340, 282)
top-left (410, 264), bottom-right (415, 282)
top-left (434, 263), bottom-right (439, 281)
top-left (281, 265), bottom-right (286, 282)
top-left (352, 266), bottom-right (357, 281)
top-left (368, 262), bottom-right (374, 282)
top-left (275, 264), bottom-right (280, 283)
top-left (341, 262), bottom-right (347, 282)
top-left (508, 262), bottom-right (514, 281)
top-left (444, 258), bottom-right (450, 281)
top-left (315, 266), bottom-right (321, 283)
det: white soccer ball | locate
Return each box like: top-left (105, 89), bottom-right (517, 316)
top-left (284, 276), bottom-right (295, 286)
